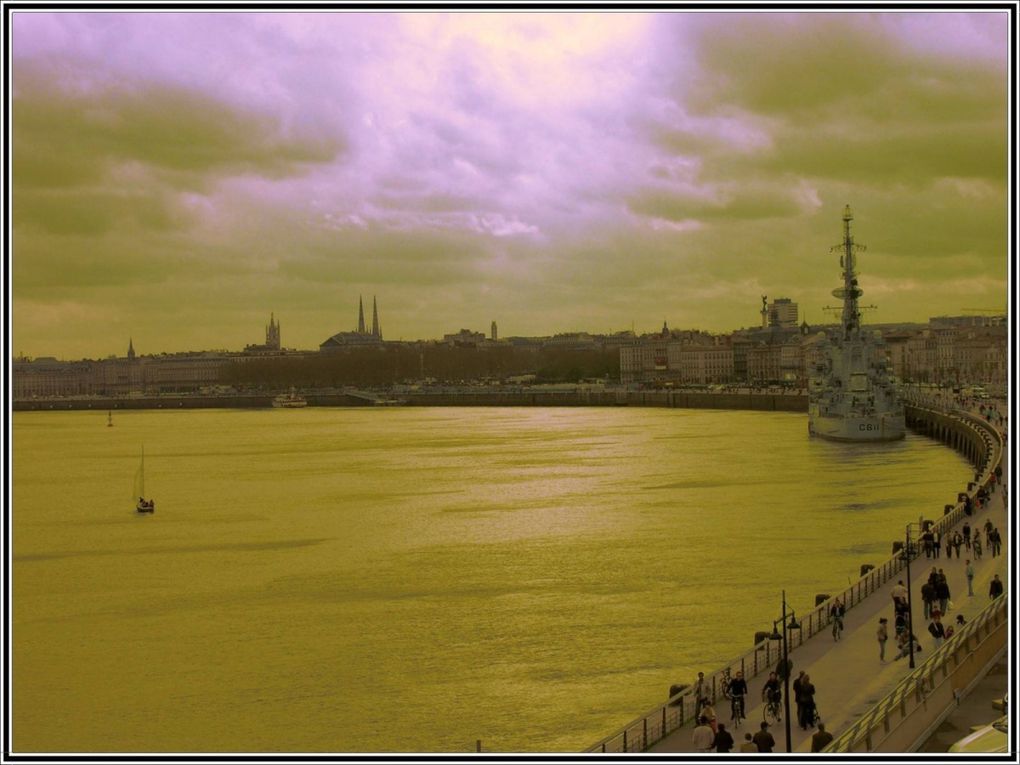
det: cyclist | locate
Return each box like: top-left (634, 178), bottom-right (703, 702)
top-left (761, 672), bottom-right (782, 720)
top-left (829, 598), bottom-right (846, 641)
top-left (727, 670), bottom-right (749, 724)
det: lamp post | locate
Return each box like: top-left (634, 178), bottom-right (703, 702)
top-left (904, 524), bottom-right (917, 669)
top-left (769, 591), bottom-right (799, 752)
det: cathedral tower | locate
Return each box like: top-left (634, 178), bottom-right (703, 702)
top-left (357, 296), bottom-right (366, 334)
top-left (372, 296), bottom-right (381, 339)
top-left (266, 313), bottom-right (281, 350)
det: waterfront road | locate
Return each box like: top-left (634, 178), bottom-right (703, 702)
top-left (652, 430), bottom-right (1008, 754)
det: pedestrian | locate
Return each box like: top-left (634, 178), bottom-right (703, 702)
top-left (894, 609), bottom-right (907, 638)
top-left (775, 656), bottom-right (792, 683)
top-left (693, 671), bottom-right (709, 715)
top-left (891, 580), bottom-right (907, 609)
top-left (920, 581), bottom-right (935, 620)
top-left (933, 529), bottom-right (941, 558)
top-left (692, 716), bottom-right (715, 752)
top-left (973, 530), bottom-right (983, 560)
top-left (990, 528), bottom-right (1002, 557)
top-left (990, 574), bottom-right (1004, 599)
top-left (965, 559), bottom-right (975, 596)
top-left (893, 630), bottom-right (922, 661)
top-left (792, 671), bottom-right (805, 728)
top-left (798, 674), bottom-right (817, 730)
top-left (928, 613), bottom-right (946, 649)
top-left (936, 575), bottom-right (950, 614)
top-left (714, 723), bottom-right (734, 753)
top-left (945, 534), bottom-right (953, 559)
top-left (922, 527), bottom-right (933, 558)
top-left (877, 617), bottom-right (889, 662)
top-left (953, 531), bottom-right (963, 558)
top-left (752, 721), bottom-right (775, 753)
top-left (700, 701), bottom-right (718, 734)
top-left (811, 723), bottom-right (835, 752)
top-left (962, 522), bottom-right (971, 549)
top-left (984, 519), bottom-right (993, 535)
top-left (740, 732), bottom-right (757, 753)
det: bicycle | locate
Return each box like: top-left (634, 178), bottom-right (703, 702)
top-left (730, 694), bottom-right (745, 727)
top-left (763, 693), bottom-right (782, 725)
top-left (719, 668), bottom-right (733, 701)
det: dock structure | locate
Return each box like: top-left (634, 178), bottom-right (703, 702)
top-left (591, 400), bottom-right (1008, 754)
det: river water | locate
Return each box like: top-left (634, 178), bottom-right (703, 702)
top-left (12, 407), bottom-right (972, 753)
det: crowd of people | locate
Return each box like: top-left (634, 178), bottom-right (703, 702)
top-left (682, 397), bottom-right (1006, 755)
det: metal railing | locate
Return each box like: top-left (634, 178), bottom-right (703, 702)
top-left (824, 594), bottom-right (1008, 753)
top-left (584, 401), bottom-right (1003, 753)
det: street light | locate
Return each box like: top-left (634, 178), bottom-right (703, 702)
top-left (769, 590), bottom-right (800, 752)
top-left (902, 523), bottom-right (919, 669)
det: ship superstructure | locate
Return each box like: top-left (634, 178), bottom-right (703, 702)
top-left (808, 206), bottom-right (905, 442)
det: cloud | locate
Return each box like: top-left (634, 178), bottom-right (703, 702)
top-left (8, 12), bottom-right (1010, 359)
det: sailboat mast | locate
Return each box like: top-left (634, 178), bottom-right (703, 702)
top-left (140, 446), bottom-right (145, 498)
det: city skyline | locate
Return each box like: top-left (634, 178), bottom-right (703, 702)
top-left (12, 10), bottom-right (1010, 359)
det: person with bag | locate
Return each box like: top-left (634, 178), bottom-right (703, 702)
top-left (928, 613), bottom-right (946, 648)
top-left (797, 674), bottom-right (817, 730)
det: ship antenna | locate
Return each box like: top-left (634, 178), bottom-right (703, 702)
top-left (829, 204), bottom-right (866, 339)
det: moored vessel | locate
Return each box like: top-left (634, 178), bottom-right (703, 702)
top-left (273, 388), bottom-right (308, 408)
top-left (808, 206), bottom-right (905, 442)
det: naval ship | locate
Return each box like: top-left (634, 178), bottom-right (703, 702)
top-left (807, 206), bottom-right (905, 442)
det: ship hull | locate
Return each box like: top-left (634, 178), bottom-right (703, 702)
top-left (808, 411), bottom-right (906, 442)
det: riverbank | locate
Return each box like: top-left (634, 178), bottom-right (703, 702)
top-left (12, 388), bottom-right (808, 412)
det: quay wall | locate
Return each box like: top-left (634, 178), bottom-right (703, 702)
top-left (11, 393), bottom-right (377, 410)
top-left (586, 402), bottom-right (1004, 753)
top-left (13, 389), bottom-right (809, 412)
top-left (403, 389), bottom-right (807, 411)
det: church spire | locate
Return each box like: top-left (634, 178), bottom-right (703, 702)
top-left (127, 337), bottom-right (135, 360)
top-left (357, 295), bottom-right (366, 334)
top-left (372, 296), bottom-right (380, 339)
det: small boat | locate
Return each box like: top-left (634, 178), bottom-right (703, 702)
top-left (273, 388), bottom-right (308, 408)
top-left (135, 446), bottom-right (155, 514)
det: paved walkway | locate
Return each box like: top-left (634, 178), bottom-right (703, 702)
top-left (652, 411), bottom-right (1008, 754)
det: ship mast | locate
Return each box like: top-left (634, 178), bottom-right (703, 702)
top-left (833, 204), bottom-right (866, 340)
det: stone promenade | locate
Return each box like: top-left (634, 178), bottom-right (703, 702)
top-left (652, 419), bottom-right (1008, 754)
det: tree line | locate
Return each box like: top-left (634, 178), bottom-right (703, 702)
top-left (221, 345), bottom-right (620, 389)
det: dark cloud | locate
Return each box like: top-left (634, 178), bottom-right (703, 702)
top-left (13, 60), bottom-right (345, 194)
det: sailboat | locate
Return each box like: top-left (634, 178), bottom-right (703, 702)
top-left (135, 446), bottom-right (155, 514)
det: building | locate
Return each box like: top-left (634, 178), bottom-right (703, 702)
top-left (442, 329), bottom-right (487, 347)
top-left (245, 313), bottom-right (282, 354)
top-left (12, 340), bottom-right (238, 398)
top-left (320, 296), bottom-right (385, 351)
top-left (769, 298), bottom-right (799, 329)
top-left (619, 330), bottom-right (734, 385)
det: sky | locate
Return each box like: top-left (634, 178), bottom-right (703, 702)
top-left (10, 10), bottom-right (1011, 359)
